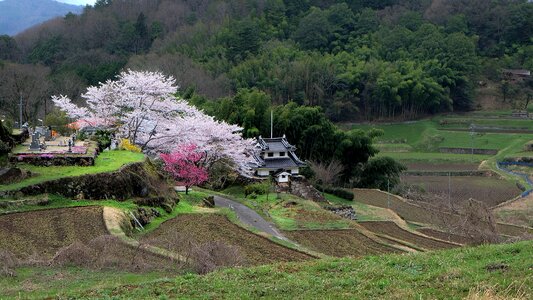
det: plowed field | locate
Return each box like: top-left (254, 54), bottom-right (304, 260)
top-left (144, 214), bottom-right (313, 265)
top-left (359, 221), bottom-right (458, 250)
top-left (0, 206), bottom-right (108, 258)
top-left (284, 229), bottom-right (401, 257)
top-left (401, 175), bottom-right (519, 207)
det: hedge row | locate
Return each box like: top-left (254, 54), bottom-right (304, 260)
top-left (316, 185), bottom-right (354, 201)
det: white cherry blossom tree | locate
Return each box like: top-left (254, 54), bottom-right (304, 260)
top-left (52, 70), bottom-right (255, 173)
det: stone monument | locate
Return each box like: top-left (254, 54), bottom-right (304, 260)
top-left (29, 132), bottom-right (41, 151)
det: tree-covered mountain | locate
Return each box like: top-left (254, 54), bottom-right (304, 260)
top-left (0, 0), bottom-right (531, 125)
top-left (0, 0), bottom-right (82, 36)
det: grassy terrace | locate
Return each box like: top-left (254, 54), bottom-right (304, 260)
top-left (2, 240), bottom-right (531, 299)
top-left (0, 150), bottom-right (145, 192)
top-left (346, 114), bottom-right (533, 166)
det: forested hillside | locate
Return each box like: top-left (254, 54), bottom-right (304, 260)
top-left (0, 0), bottom-right (532, 125)
top-left (0, 0), bottom-right (82, 35)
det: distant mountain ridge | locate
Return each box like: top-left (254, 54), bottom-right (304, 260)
top-left (0, 0), bottom-right (82, 36)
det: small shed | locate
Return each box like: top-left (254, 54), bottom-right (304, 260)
top-left (274, 171), bottom-right (291, 183)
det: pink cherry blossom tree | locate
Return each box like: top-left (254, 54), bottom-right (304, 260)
top-left (160, 144), bottom-right (208, 194)
top-left (51, 70), bottom-right (255, 174)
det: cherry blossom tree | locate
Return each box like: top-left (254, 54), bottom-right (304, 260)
top-left (160, 144), bottom-right (208, 194)
top-left (51, 70), bottom-right (255, 174)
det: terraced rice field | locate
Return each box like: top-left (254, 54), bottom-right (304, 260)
top-left (404, 163), bottom-right (479, 172)
top-left (283, 229), bottom-right (401, 257)
top-left (400, 175), bottom-right (520, 207)
top-left (416, 228), bottom-right (473, 245)
top-left (0, 206), bottom-right (108, 258)
top-left (143, 214), bottom-right (312, 265)
top-left (359, 221), bottom-right (458, 250)
top-left (0, 206), bottom-right (173, 269)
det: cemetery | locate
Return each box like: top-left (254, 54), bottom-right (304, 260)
top-left (8, 126), bottom-right (102, 166)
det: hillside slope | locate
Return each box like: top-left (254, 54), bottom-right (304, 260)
top-left (0, 0), bottom-right (82, 35)
top-left (3, 240), bottom-right (531, 299)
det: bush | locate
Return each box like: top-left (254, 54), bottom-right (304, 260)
top-left (119, 138), bottom-right (142, 153)
top-left (0, 250), bottom-right (18, 277)
top-left (316, 185), bottom-right (354, 200)
top-left (244, 182), bottom-right (270, 197)
top-left (94, 130), bottom-right (112, 152)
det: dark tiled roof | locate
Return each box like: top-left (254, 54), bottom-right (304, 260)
top-left (253, 136), bottom-right (306, 170)
top-left (256, 136), bottom-right (296, 151)
top-left (263, 158), bottom-right (299, 169)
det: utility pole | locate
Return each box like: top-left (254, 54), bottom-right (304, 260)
top-left (19, 94), bottom-right (23, 129)
top-left (387, 178), bottom-right (390, 208)
top-left (470, 123), bottom-right (475, 162)
top-left (448, 172), bottom-right (451, 207)
top-left (270, 110), bottom-right (273, 138)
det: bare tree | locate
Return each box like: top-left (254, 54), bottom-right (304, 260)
top-left (0, 62), bottom-right (51, 124)
top-left (308, 159), bottom-right (344, 186)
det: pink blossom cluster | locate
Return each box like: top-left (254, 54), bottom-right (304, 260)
top-left (160, 144), bottom-right (209, 189)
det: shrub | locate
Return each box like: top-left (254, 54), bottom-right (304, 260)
top-left (119, 138), bottom-right (142, 153)
top-left (244, 182), bottom-right (270, 197)
top-left (190, 241), bottom-right (245, 274)
top-left (94, 130), bottom-right (112, 151)
top-left (316, 185), bottom-right (354, 200)
top-left (0, 250), bottom-right (18, 277)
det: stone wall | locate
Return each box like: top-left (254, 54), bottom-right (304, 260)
top-left (9, 154), bottom-right (96, 166)
top-left (2, 160), bottom-right (178, 211)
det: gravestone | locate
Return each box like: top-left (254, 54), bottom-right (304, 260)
top-left (44, 127), bottom-right (53, 141)
top-left (35, 126), bottom-right (46, 136)
top-left (110, 139), bottom-right (118, 150)
top-left (29, 132), bottom-right (41, 151)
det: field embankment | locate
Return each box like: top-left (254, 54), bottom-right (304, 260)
top-left (359, 221), bottom-right (458, 250)
top-left (143, 213), bottom-right (313, 266)
top-left (283, 229), bottom-right (402, 257)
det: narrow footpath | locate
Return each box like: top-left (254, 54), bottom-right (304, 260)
top-left (213, 195), bottom-right (286, 240)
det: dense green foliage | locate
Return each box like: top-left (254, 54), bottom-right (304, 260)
top-left (193, 88), bottom-right (405, 186)
top-left (1, 0), bottom-right (532, 124)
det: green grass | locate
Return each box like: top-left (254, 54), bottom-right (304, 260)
top-left (0, 150), bottom-right (145, 192)
top-left (352, 117), bottom-right (533, 152)
top-left (0, 194), bottom-right (139, 214)
top-left (376, 151), bottom-right (491, 163)
top-left (2, 240), bottom-right (531, 299)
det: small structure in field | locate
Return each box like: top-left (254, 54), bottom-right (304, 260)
top-left (502, 69), bottom-right (531, 83)
top-left (252, 135), bottom-right (305, 183)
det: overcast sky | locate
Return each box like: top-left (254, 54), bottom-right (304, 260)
top-left (57, 0), bottom-right (97, 5)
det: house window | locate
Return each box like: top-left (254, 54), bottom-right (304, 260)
top-left (279, 152), bottom-right (286, 157)
top-left (267, 152), bottom-right (274, 157)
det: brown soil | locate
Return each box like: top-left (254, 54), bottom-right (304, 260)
top-left (359, 221), bottom-right (458, 250)
top-left (405, 163), bottom-right (479, 172)
top-left (143, 214), bottom-right (313, 266)
top-left (400, 175), bottom-right (520, 207)
top-left (417, 228), bottom-right (474, 245)
top-left (0, 207), bottom-right (108, 258)
top-left (283, 229), bottom-right (401, 258)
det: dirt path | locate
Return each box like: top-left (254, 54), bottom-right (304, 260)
top-left (213, 195), bottom-right (286, 240)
